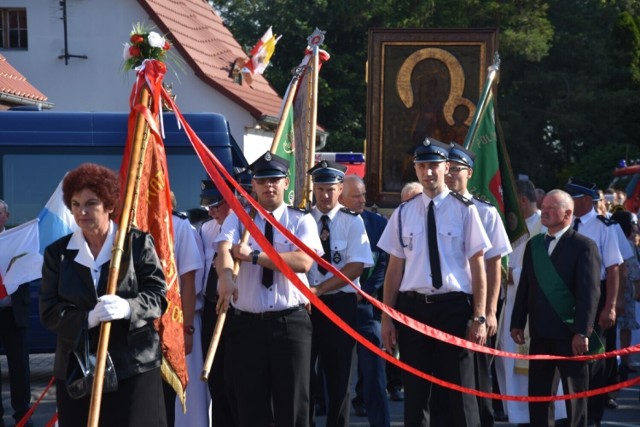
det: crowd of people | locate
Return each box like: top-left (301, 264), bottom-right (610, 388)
top-left (0, 136), bottom-right (639, 427)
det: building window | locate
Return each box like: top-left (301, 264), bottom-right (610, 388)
top-left (0, 9), bottom-right (28, 50)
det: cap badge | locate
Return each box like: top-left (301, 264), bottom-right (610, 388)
top-left (264, 152), bottom-right (272, 161)
top-left (423, 138), bottom-right (431, 147)
top-left (321, 160), bottom-right (328, 168)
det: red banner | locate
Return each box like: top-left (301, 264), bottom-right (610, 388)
top-left (119, 60), bottom-right (187, 405)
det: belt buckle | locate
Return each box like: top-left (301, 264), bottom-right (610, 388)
top-left (423, 294), bottom-right (433, 304)
top-left (259, 311), bottom-right (271, 320)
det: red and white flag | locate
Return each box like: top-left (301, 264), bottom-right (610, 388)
top-left (0, 219), bottom-right (42, 298)
top-left (233, 27), bottom-right (281, 86)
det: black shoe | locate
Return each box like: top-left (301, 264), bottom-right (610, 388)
top-left (351, 398), bottom-right (367, 417)
top-left (587, 420), bottom-right (600, 427)
top-left (388, 387), bottom-right (404, 401)
top-left (605, 397), bottom-right (618, 409)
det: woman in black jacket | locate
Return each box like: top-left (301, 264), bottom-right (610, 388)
top-left (40, 163), bottom-right (168, 426)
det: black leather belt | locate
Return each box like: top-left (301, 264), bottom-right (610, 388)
top-left (234, 304), bottom-right (306, 320)
top-left (400, 291), bottom-right (470, 304)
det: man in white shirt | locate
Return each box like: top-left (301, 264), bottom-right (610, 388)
top-left (216, 151), bottom-right (322, 427)
top-left (306, 161), bottom-right (373, 427)
top-left (443, 143), bottom-right (512, 427)
top-left (378, 137), bottom-right (491, 427)
top-left (565, 178), bottom-right (623, 426)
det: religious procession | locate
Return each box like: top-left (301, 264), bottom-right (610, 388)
top-left (1, 1), bottom-right (640, 427)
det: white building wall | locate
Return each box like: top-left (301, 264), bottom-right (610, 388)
top-left (0, 0), bottom-right (261, 151)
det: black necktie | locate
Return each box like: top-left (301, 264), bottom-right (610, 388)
top-left (319, 215), bottom-right (331, 275)
top-left (573, 217), bottom-right (581, 231)
top-left (204, 253), bottom-right (218, 302)
top-left (544, 234), bottom-right (555, 252)
top-left (428, 201), bottom-right (443, 289)
top-left (261, 217), bottom-right (274, 288)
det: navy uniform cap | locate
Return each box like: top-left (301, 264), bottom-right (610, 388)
top-left (200, 180), bottom-right (225, 207)
top-left (307, 160), bottom-right (347, 184)
top-left (413, 137), bottom-right (450, 163)
top-left (249, 151), bottom-right (290, 179)
top-left (233, 166), bottom-right (253, 191)
top-left (448, 142), bottom-right (476, 168)
top-left (565, 177), bottom-right (600, 200)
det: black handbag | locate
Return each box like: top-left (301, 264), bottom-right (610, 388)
top-left (66, 327), bottom-right (118, 399)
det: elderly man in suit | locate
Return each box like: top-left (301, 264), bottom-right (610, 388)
top-left (511, 189), bottom-right (601, 427)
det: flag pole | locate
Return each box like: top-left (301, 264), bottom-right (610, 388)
top-left (300, 30), bottom-right (324, 210)
top-left (463, 52), bottom-right (501, 150)
top-left (200, 73), bottom-right (301, 382)
top-left (87, 85), bottom-right (152, 427)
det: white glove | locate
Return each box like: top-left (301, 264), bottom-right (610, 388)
top-left (88, 307), bottom-right (101, 329)
top-left (92, 294), bottom-right (132, 322)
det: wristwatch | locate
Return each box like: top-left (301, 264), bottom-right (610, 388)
top-left (251, 250), bottom-right (261, 265)
top-left (183, 325), bottom-right (195, 336)
top-left (473, 315), bottom-right (487, 325)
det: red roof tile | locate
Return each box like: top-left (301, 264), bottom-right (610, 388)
top-left (0, 53), bottom-right (49, 103)
top-left (138, 0), bottom-right (282, 119)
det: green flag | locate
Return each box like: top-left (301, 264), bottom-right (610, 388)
top-left (274, 107), bottom-right (296, 205)
top-left (467, 95), bottom-right (527, 245)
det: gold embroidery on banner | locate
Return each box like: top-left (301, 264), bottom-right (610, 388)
top-left (396, 48), bottom-right (476, 127)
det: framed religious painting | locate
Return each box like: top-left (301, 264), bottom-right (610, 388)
top-left (366, 29), bottom-right (497, 208)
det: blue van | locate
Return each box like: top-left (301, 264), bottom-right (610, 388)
top-left (0, 110), bottom-right (247, 353)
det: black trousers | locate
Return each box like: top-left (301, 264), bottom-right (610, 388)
top-left (56, 367), bottom-right (166, 427)
top-left (227, 307), bottom-right (312, 427)
top-left (310, 292), bottom-right (357, 427)
top-left (396, 292), bottom-right (479, 427)
top-left (0, 307), bottom-right (31, 422)
top-left (201, 300), bottom-right (237, 427)
top-left (528, 338), bottom-right (588, 427)
top-left (353, 301), bottom-right (391, 427)
top-left (587, 280), bottom-right (610, 422)
top-left (430, 336), bottom-right (496, 427)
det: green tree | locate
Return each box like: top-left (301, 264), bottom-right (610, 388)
top-left (500, 0), bottom-right (640, 190)
top-left (211, 0), bottom-right (554, 152)
top-left (210, 0), bottom-right (640, 191)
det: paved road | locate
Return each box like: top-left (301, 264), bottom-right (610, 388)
top-left (2, 354), bottom-right (639, 426)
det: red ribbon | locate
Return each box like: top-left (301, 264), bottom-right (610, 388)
top-left (145, 63), bottom-right (639, 401)
top-left (15, 376), bottom-right (55, 427)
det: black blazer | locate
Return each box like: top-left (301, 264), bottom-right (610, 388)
top-left (40, 228), bottom-right (167, 381)
top-left (511, 228), bottom-right (601, 340)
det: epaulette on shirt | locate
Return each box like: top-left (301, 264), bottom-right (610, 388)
top-left (288, 205), bottom-right (309, 214)
top-left (339, 207), bottom-right (359, 216)
top-left (596, 215), bottom-right (616, 226)
top-left (472, 194), bottom-right (494, 206)
top-left (172, 210), bottom-right (188, 220)
top-left (450, 191), bottom-right (473, 206)
top-left (401, 193), bottom-right (421, 206)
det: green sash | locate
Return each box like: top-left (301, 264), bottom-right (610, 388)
top-left (531, 234), bottom-right (604, 355)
